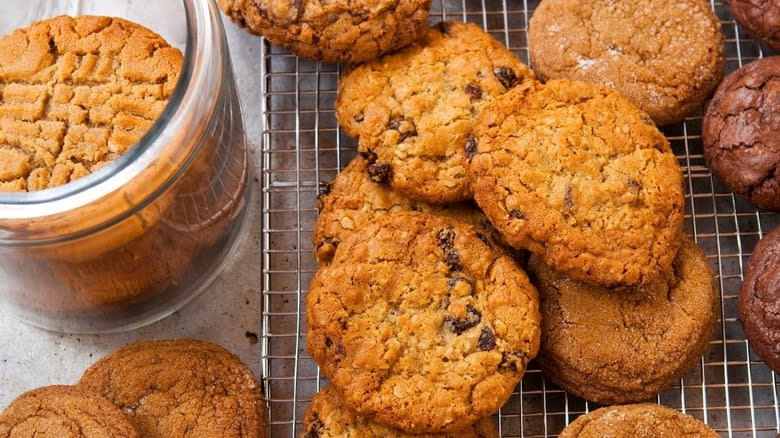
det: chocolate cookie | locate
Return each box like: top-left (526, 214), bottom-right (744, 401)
top-left (217, 0), bottom-right (430, 63)
top-left (468, 79), bottom-right (685, 288)
top-left (302, 384), bottom-right (499, 438)
top-left (528, 0), bottom-right (725, 126)
top-left (336, 21), bottom-right (535, 204)
top-left (307, 211), bottom-right (540, 433)
top-left (528, 236), bottom-right (718, 404)
top-left (0, 15), bottom-right (182, 191)
top-left (739, 225), bottom-right (780, 374)
top-left (559, 403), bottom-right (719, 438)
top-left (702, 56), bottom-right (780, 212)
top-left (0, 385), bottom-right (138, 438)
top-left (79, 339), bottom-right (268, 438)
top-left (729, 0), bottom-right (780, 51)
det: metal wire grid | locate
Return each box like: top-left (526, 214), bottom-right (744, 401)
top-left (260, 1), bottom-right (780, 436)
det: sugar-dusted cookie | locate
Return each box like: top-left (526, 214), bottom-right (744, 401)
top-left (559, 403), bottom-right (719, 438)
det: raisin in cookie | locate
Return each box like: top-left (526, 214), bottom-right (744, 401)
top-left (217, 0), bottom-right (430, 63)
top-left (0, 385), bottom-right (138, 438)
top-left (307, 211), bottom-right (540, 433)
top-left (528, 0), bottom-right (725, 126)
top-left (302, 384), bottom-right (499, 438)
top-left (468, 79), bottom-right (684, 288)
top-left (529, 236), bottom-right (718, 404)
top-left (559, 403), bottom-right (719, 438)
top-left (336, 21), bottom-right (535, 204)
top-left (79, 339), bottom-right (268, 438)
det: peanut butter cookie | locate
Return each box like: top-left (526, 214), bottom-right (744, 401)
top-left (336, 21), bottom-right (535, 204)
top-left (0, 385), bottom-right (138, 438)
top-left (307, 211), bottom-right (541, 433)
top-left (529, 236), bottom-right (718, 404)
top-left (528, 0), bottom-right (725, 126)
top-left (559, 403), bottom-right (719, 437)
top-left (468, 79), bottom-right (685, 288)
top-left (79, 339), bottom-right (268, 438)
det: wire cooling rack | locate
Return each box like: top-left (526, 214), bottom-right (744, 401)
top-left (260, 1), bottom-right (780, 436)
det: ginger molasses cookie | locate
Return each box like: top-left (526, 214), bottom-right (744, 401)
top-left (528, 236), bottom-right (718, 404)
top-left (468, 79), bottom-right (685, 288)
top-left (739, 225), bottom-right (780, 374)
top-left (79, 339), bottom-right (268, 438)
top-left (559, 403), bottom-right (719, 438)
top-left (217, 0), bottom-right (430, 63)
top-left (703, 56), bottom-right (780, 212)
top-left (307, 211), bottom-right (540, 433)
top-left (0, 15), bottom-right (182, 191)
top-left (729, 0), bottom-right (780, 51)
top-left (336, 21), bottom-right (535, 204)
top-left (528, 0), bottom-right (725, 126)
top-left (302, 384), bottom-right (499, 438)
top-left (0, 385), bottom-right (138, 438)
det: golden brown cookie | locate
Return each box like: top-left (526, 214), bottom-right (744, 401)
top-left (528, 236), bottom-right (718, 404)
top-left (217, 0), bottom-right (431, 63)
top-left (79, 339), bottom-right (268, 438)
top-left (528, 0), bottom-right (725, 126)
top-left (559, 403), bottom-right (719, 438)
top-left (307, 211), bottom-right (541, 433)
top-left (0, 385), bottom-right (138, 438)
top-left (302, 384), bottom-right (499, 438)
top-left (467, 79), bottom-right (685, 288)
top-left (336, 21), bottom-right (535, 204)
top-left (0, 15), bottom-right (182, 191)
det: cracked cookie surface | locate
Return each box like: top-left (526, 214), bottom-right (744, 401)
top-left (0, 15), bottom-right (182, 192)
top-left (703, 56), bottom-right (780, 212)
top-left (306, 211), bottom-right (540, 433)
top-left (217, 0), bottom-right (430, 63)
top-left (468, 79), bottom-right (685, 288)
top-left (559, 403), bottom-right (719, 438)
top-left (302, 384), bottom-right (499, 438)
top-left (79, 339), bottom-right (268, 438)
top-left (0, 385), bottom-right (138, 438)
top-left (528, 0), bottom-right (724, 126)
top-left (336, 21), bottom-right (535, 204)
top-left (528, 236), bottom-right (718, 404)
top-left (729, 0), bottom-right (780, 51)
top-left (739, 225), bottom-right (780, 374)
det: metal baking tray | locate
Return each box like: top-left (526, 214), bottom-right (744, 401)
top-left (260, 1), bottom-right (780, 436)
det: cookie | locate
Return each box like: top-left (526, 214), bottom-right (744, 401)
top-left (702, 56), bottom-right (780, 212)
top-left (559, 403), bottom-right (719, 438)
top-left (306, 211), bottom-right (541, 433)
top-left (79, 339), bottom-right (268, 438)
top-left (729, 0), bottom-right (780, 51)
top-left (468, 79), bottom-right (685, 288)
top-left (0, 15), bottom-right (182, 191)
top-left (336, 21), bottom-right (535, 204)
top-left (528, 0), bottom-right (725, 126)
top-left (528, 236), bottom-right (718, 404)
top-left (739, 225), bottom-right (780, 374)
top-left (217, 0), bottom-right (430, 63)
top-left (302, 384), bottom-right (499, 438)
top-left (313, 155), bottom-right (508, 265)
top-left (0, 385), bottom-right (138, 438)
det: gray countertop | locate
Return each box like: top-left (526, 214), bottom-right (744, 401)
top-left (0, 18), bottom-right (264, 408)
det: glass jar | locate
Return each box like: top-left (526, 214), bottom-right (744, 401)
top-left (0, 0), bottom-right (250, 333)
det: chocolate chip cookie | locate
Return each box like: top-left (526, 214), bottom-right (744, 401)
top-left (528, 0), bottom-right (725, 126)
top-left (703, 56), bottom-right (780, 212)
top-left (0, 385), bottom-right (138, 438)
top-left (729, 0), bottom-right (780, 51)
top-left (739, 225), bottom-right (780, 374)
top-left (217, 0), bottom-right (431, 63)
top-left (528, 236), bottom-right (718, 404)
top-left (307, 211), bottom-right (541, 433)
top-left (336, 21), bottom-right (535, 204)
top-left (468, 79), bottom-right (685, 288)
top-left (79, 339), bottom-right (268, 438)
top-left (559, 403), bottom-right (719, 438)
top-left (302, 384), bottom-right (499, 438)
